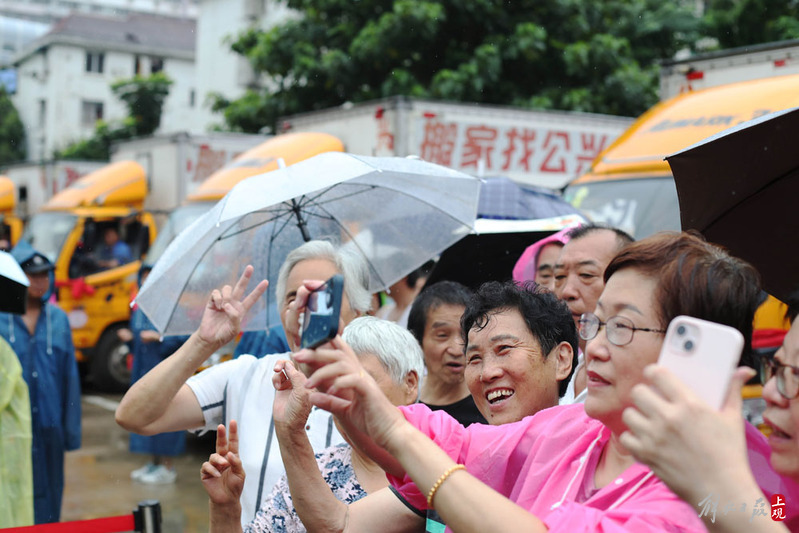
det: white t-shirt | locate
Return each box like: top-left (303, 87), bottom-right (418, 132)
top-left (187, 353), bottom-right (344, 525)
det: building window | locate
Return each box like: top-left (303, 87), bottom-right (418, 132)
top-left (38, 99), bottom-right (46, 128)
top-left (150, 57), bottom-right (164, 74)
top-left (134, 55), bottom-right (142, 75)
top-left (81, 100), bottom-right (104, 126)
top-left (85, 51), bottom-right (104, 73)
top-left (189, 89), bottom-right (195, 107)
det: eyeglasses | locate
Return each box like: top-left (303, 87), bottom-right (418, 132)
top-left (760, 356), bottom-right (799, 400)
top-left (578, 312), bottom-right (666, 347)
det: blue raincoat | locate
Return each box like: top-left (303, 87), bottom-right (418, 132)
top-left (0, 244), bottom-right (81, 524)
top-left (128, 307), bottom-right (187, 456)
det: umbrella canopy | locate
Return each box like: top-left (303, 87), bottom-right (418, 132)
top-left (666, 106), bottom-right (799, 302)
top-left (0, 250), bottom-right (29, 314)
top-left (137, 152), bottom-right (481, 335)
top-left (477, 177), bottom-right (583, 220)
top-left (424, 215), bottom-right (584, 290)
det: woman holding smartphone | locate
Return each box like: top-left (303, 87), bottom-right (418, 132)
top-left (291, 232), bottom-right (796, 532)
top-left (621, 293), bottom-right (799, 533)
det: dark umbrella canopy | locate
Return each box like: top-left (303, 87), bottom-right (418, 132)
top-left (423, 216), bottom-right (585, 291)
top-left (666, 106), bottom-right (799, 302)
top-left (426, 178), bottom-right (584, 289)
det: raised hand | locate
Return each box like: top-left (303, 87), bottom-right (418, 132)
top-left (201, 421), bottom-right (245, 507)
top-left (283, 279), bottom-right (325, 352)
top-left (198, 266), bottom-right (269, 350)
top-left (620, 365), bottom-right (756, 503)
top-left (272, 360), bottom-right (313, 431)
top-left (297, 336), bottom-right (407, 450)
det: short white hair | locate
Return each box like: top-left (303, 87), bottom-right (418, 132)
top-left (275, 240), bottom-right (372, 314)
top-left (343, 316), bottom-right (424, 384)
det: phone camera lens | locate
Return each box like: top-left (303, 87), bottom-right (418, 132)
top-left (683, 340), bottom-right (694, 351)
top-left (676, 325), bottom-right (686, 336)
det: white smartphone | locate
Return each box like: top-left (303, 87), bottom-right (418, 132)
top-left (657, 315), bottom-right (744, 410)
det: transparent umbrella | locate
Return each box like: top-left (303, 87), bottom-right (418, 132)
top-left (136, 152), bottom-right (481, 335)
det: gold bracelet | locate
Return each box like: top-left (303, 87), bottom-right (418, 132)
top-left (427, 464), bottom-right (466, 508)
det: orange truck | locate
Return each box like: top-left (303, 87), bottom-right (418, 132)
top-left (565, 74), bottom-right (799, 429)
top-left (21, 161), bottom-right (157, 392)
top-left (0, 176), bottom-right (23, 248)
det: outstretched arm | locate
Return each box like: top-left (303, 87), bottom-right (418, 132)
top-left (202, 421), bottom-right (245, 533)
top-left (274, 360), bottom-right (425, 533)
top-left (272, 360), bottom-right (350, 532)
top-left (115, 266), bottom-right (268, 435)
top-left (300, 338), bottom-right (549, 533)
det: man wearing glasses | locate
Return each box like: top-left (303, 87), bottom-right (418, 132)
top-left (553, 224), bottom-right (634, 402)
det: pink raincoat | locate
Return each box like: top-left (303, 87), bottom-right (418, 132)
top-left (512, 227), bottom-right (572, 284)
top-left (389, 403), bottom-right (798, 532)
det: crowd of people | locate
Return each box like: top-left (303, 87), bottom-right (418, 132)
top-left (131, 223), bottom-right (799, 532)
top-left (1, 218), bottom-right (797, 532)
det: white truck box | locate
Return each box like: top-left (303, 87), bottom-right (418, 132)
top-left (110, 131), bottom-right (267, 212)
top-left (660, 39), bottom-right (799, 100)
top-left (280, 97), bottom-right (632, 189)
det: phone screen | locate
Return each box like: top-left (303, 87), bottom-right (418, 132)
top-left (300, 274), bottom-right (343, 349)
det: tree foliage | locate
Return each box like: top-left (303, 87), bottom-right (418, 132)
top-left (58, 73), bottom-right (172, 161)
top-left (703, 0), bottom-right (799, 48)
top-left (215, 0), bottom-right (702, 132)
top-left (111, 72), bottom-right (173, 136)
top-left (0, 87), bottom-right (26, 165)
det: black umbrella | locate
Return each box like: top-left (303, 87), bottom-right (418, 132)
top-left (424, 178), bottom-right (585, 290)
top-left (666, 106), bottom-right (799, 302)
top-left (0, 251), bottom-right (28, 314)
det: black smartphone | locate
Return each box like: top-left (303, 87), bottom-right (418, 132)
top-left (300, 274), bottom-right (344, 349)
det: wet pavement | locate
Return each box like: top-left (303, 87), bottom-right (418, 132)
top-left (62, 391), bottom-right (213, 532)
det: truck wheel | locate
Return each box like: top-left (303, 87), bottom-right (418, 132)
top-left (90, 325), bottom-right (131, 393)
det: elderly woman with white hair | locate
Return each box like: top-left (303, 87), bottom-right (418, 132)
top-left (202, 316), bottom-right (424, 532)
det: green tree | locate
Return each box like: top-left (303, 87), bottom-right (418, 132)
top-left (214, 0), bottom-right (701, 132)
top-left (703, 0), bottom-right (799, 48)
top-left (111, 72), bottom-right (173, 136)
top-left (58, 73), bottom-right (172, 160)
top-left (0, 87), bottom-right (26, 165)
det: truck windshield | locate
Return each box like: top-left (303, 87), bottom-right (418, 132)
top-left (564, 176), bottom-right (681, 239)
top-left (21, 212), bottom-right (78, 263)
top-left (146, 202), bottom-right (213, 266)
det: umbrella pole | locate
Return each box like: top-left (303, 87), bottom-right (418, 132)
top-left (290, 199), bottom-right (312, 242)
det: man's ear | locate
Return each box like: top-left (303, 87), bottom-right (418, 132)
top-left (553, 341), bottom-right (574, 382)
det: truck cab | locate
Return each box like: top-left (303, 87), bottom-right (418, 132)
top-left (0, 176), bottom-right (23, 249)
top-left (22, 161), bottom-right (156, 392)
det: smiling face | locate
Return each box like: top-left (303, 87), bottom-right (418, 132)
top-left (421, 303), bottom-right (467, 388)
top-left (763, 319), bottom-right (799, 480)
top-left (554, 230), bottom-right (620, 326)
top-left (583, 267), bottom-right (664, 436)
top-left (464, 309), bottom-right (569, 425)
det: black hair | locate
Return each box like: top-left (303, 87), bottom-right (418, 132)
top-left (566, 223), bottom-right (634, 251)
top-left (461, 281), bottom-right (578, 397)
top-left (407, 281), bottom-right (473, 344)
